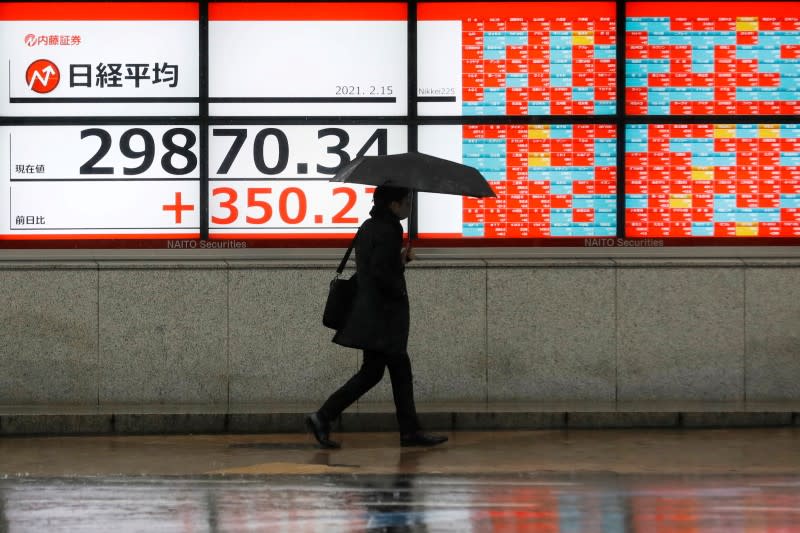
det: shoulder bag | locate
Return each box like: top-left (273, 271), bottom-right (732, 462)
top-left (322, 232), bottom-right (359, 330)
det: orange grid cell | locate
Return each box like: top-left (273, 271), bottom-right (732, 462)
top-left (573, 209), bottom-right (595, 223)
top-left (573, 181), bottom-right (596, 195)
top-left (551, 195), bottom-right (572, 208)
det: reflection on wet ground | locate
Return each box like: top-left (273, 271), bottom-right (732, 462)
top-left (0, 429), bottom-right (798, 531)
top-left (2, 474), bottom-right (800, 532)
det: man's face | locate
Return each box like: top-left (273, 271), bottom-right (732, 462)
top-left (389, 194), bottom-right (412, 220)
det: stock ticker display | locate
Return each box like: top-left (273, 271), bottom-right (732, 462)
top-left (1, 1), bottom-right (800, 246)
top-left (417, 124), bottom-right (617, 239)
top-left (626, 2), bottom-right (800, 115)
top-left (626, 124), bottom-right (800, 237)
top-left (462, 124), bottom-right (617, 237)
top-left (417, 2), bottom-right (617, 116)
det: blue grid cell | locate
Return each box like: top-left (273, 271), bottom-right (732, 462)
top-left (551, 211), bottom-right (573, 225)
top-left (691, 62), bottom-right (715, 73)
top-left (550, 126), bottom-right (573, 138)
top-left (573, 88), bottom-right (594, 101)
top-left (668, 89), bottom-right (713, 101)
top-left (627, 74), bottom-right (648, 87)
top-left (760, 32), bottom-right (800, 46)
top-left (550, 76), bottom-right (572, 87)
top-left (736, 125), bottom-right (759, 138)
top-left (463, 142), bottom-right (505, 157)
top-left (670, 139), bottom-right (714, 153)
top-left (574, 196), bottom-right (615, 209)
top-left (464, 156), bottom-right (505, 171)
top-left (626, 141), bottom-right (648, 152)
top-left (777, 62), bottom-right (800, 77)
top-left (736, 47), bottom-right (780, 61)
top-left (626, 195), bottom-right (648, 209)
top-left (595, 211), bottom-right (617, 226)
top-left (462, 224), bottom-right (484, 237)
top-left (529, 168), bottom-right (554, 180)
top-left (715, 210), bottom-right (780, 223)
top-left (483, 35), bottom-right (507, 47)
top-left (551, 183), bottom-right (573, 195)
top-left (626, 61), bottom-right (648, 76)
top-left (782, 195), bottom-right (800, 208)
top-left (782, 154), bottom-right (800, 166)
top-left (550, 63), bottom-right (572, 76)
top-left (595, 45), bottom-right (616, 59)
top-left (692, 48), bottom-right (715, 63)
top-left (693, 154), bottom-right (736, 166)
top-left (528, 102), bottom-right (550, 115)
top-left (571, 168), bottom-right (595, 180)
top-left (463, 138), bottom-right (504, 144)
top-left (648, 104), bottom-right (670, 114)
top-left (757, 60), bottom-right (782, 73)
top-left (627, 60), bottom-right (671, 75)
top-left (782, 125), bottom-right (800, 137)
top-left (550, 49), bottom-right (573, 62)
top-left (648, 91), bottom-right (671, 105)
top-left (550, 32), bottom-right (573, 47)
top-left (506, 74), bottom-right (528, 88)
top-left (483, 88), bottom-right (506, 104)
top-left (626, 125), bottom-right (648, 138)
top-left (483, 48), bottom-right (506, 60)
top-left (463, 104), bottom-right (506, 115)
top-left (595, 156), bottom-right (616, 166)
top-left (483, 171), bottom-right (506, 181)
top-left (595, 103), bottom-right (616, 115)
top-left (780, 89), bottom-right (800, 100)
top-left (692, 223), bottom-right (714, 236)
top-left (737, 88), bottom-right (779, 101)
top-left (595, 140), bottom-right (616, 155)
top-left (550, 169), bottom-right (578, 180)
top-left (626, 18), bottom-right (670, 32)
top-left (714, 196), bottom-right (736, 210)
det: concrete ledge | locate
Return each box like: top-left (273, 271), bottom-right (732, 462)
top-left (680, 412), bottom-right (793, 428)
top-left (567, 412), bottom-right (680, 429)
top-left (1, 403), bottom-right (799, 435)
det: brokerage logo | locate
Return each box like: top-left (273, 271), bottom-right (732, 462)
top-left (26, 59), bottom-right (60, 93)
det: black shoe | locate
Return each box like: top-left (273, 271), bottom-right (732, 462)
top-left (400, 432), bottom-right (448, 447)
top-left (305, 413), bottom-right (341, 449)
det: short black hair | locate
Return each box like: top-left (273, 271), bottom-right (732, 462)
top-left (373, 185), bottom-right (410, 208)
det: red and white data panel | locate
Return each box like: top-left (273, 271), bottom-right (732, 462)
top-left (209, 2), bottom-right (407, 116)
top-left (0, 2), bottom-right (199, 117)
top-left (0, 125), bottom-right (200, 239)
top-left (208, 125), bottom-right (407, 238)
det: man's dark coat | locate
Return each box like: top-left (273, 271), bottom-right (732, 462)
top-left (332, 205), bottom-right (409, 354)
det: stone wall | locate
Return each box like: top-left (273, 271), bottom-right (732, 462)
top-left (1, 258), bottom-right (798, 406)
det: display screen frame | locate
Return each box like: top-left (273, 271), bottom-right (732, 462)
top-left (0, 0), bottom-right (798, 250)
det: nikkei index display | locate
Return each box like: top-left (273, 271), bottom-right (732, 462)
top-left (0, 2), bottom-right (200, 241)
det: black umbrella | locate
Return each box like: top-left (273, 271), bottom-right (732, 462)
top-left (331, 151), bottom-right (496, 198)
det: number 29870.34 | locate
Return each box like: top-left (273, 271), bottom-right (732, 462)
top-left (211, 186), bottom-right (364, 226)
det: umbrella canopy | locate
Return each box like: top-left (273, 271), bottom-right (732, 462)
top-left (331, 152), bottom-right (496, 198)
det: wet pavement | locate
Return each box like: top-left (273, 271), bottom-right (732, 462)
top-left (0, 428), bottom-right (798, 531)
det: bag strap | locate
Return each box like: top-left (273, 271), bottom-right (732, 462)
top-left (336, 229), bottom-right (359, 275)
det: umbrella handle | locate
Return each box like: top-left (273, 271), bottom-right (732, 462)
top-left (404, 191), bottom-right (415, 262)
top-left (407, 191), bottom-right (414, 249)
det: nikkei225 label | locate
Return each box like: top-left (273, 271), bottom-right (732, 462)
top-left (0, 125), bottom-right (200, 238)
top-left (209, 125), bottom-right (407, 237)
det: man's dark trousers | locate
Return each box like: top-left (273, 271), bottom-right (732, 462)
top-left (318, 350), bottom-right (421, 435)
